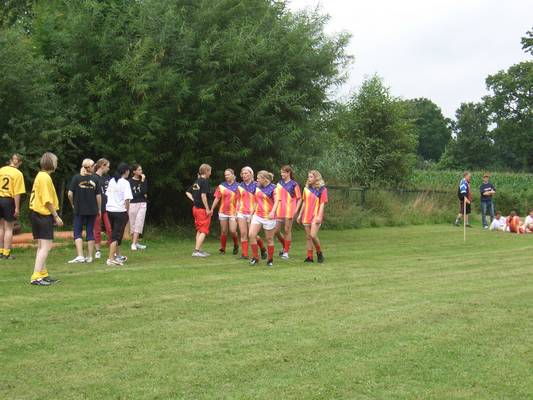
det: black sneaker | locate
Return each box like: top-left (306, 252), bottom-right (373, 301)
top-left (317, 252), bottom-right (324, 263)
top-left (279, 250), bottom-right (284, 257)
top-left (260, 249), bottom-right (267, 260)
top-left (232, 245), bottom-right (239, 255)
top-left (249, 258), bottom-right (259, 266)
top-left (466, 224), bottom-right (473, 228)
top-left (219, 249), bottom-right (226, 255)
top-left (43, 276), bottom-right (60, 284)
top-left (304, 257), bottom-right (314, 263)
top-left (266, 260), bottom-right (273, 267)
top-left (31, 279), bottom-right (51, 286)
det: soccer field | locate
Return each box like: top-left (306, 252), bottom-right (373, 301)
top-left (1, 225), bottom-right (532, 399)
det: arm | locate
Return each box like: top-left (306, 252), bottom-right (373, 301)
top-left (46, 202), bottom-right (63, 227)
top-left (14, 194), bottom-right (21, 218)
top-left (185, 191), bottom-right (194, 203)
top-left (314, 202), bottom-right (326, 224)
top-left (211, 197), bottom-right (220, 212)
top-left (201, 193), bottom-right (212, 216)
top-left (96, 194), bottom-right (102, 215)
top-left (68, 190), bottom-right (74, 208)
top-left (125, 199), bottom-right (130, 213)
top-left (269, 197), bottom-right (280, 220)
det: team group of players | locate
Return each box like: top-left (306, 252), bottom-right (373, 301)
top-left (186, 164), bottom-right (328, 267)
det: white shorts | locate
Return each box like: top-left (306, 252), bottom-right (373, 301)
top-left (251, 215), bottom-right (277, 231)
top-left (219, 212), bottom-right (236, 221)
top-left (237, 212), bottom-right (251, 220)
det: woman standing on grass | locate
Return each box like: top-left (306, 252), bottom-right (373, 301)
top-left (186, 164), bottom-right (212, 257)
top-left (29, 152), bottom-right (64, 286)
top-left (236, 167), bottom-right (267, 260)
top-left (67, 158), bottom-right (101, 264)
top-left (297, 170), bottom-right (328, 263)
top-left (274, 165), bottom-right (302, 260)
top-left (211, 169), bottom-right (240, 255)
top-left (93, 158), bottom-right (112, 259)
top-left (129, 164), bottom-right (148, 251)
top-left (248, 170), bottom-right (279, 267)
top-left (105, 163), bottom-right (133, 266)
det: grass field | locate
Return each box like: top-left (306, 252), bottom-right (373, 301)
top-left (2, 226), bottom-right (533, 399)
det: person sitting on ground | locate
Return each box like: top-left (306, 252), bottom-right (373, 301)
top-left (489, 211), bottom-right (507, 231)
top-left (523, 209), bottom-right (533, 233)
top-left (506, 210), bottom-right (524, 234)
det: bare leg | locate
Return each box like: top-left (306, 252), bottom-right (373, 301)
top-left (195, 232), bottom-right (206, 251)
top-left (74, 238), bottom-right (84, 257)
top-left (87, 240), bottom-right (95, 258)
top-left (3, 220), bottom-right (14, 253)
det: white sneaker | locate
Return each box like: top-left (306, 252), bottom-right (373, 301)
top-left (95, 251), bottom-right (101, 259)
top-left (68, 256), bottom-right (86, 264)
top-left (280, 252), bottom-right (290, 260)
top-left (131, 244), bottom-right (138, 251)
top-left (106, 258), bottom-right (123, 266)
top-left (192, 250), bottom-right (208, 257)
top-left (85, 257), bottom-right (93, 263)
top-left (135, 243), bottom-right (147, 250)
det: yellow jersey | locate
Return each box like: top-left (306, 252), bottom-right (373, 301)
top-left (29, 171), bottom-right (59, 215)
top-left (0, 166), bottom-right (26, 198)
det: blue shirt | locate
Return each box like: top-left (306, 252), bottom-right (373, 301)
top-left (480, 182), bottom-right (496, 202)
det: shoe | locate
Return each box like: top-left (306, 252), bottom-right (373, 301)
top-left (280, 252), bottom-right (289, 260)
top-left (279, 251), bottom-right (284, 256)
top-left (68, 256), bottom-right (86, 264)
top-left (192, 250), bottom-right (208, 257)
top-left (115, 255), bottom-right (128, 262)
top-left (31, 279), bottom-right (51, 286)
top-left (85, 257), bottom-right (93, 263)
top-left (95, 250), bottom-right (102, 259)
top-left (317, 252), bottom-right (324, 263)
top-left (267, 260), bottom-right (273, 267)
top-left (0, 254), bottom-right (4, 259)
top-left (483, 225), bottom-right (489, 229)
top-left (249, 258), bottom-right (259, 266)
top-left (260, 249), bottom-right (267, 260)
top-left (232, 245), bottom-right (239, 255)
top-left (200, 251), bottom-right (211, 257)
top-left (219, 249), bottom-right (226, 255)
top-left (304, 257), bottom-right (314, 263)
top-left (131, 244), bottom-right (138, 251)
top-left (43, 276), bottom-right (60, 284)
top-left (3, 254), bottom-right (15, 260)
top-left (454, 221), bottom-right (460, 226)
top-left (106, 258), bottom-right (123, 266)
top-left (135, 243), bottom-right (147, 250)
top-left (466, 224), bottom-right (473, 228)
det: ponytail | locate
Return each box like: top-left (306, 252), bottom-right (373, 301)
top-left (114, 163), bottom-right (130, 182)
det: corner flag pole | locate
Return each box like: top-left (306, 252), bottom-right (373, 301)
top-left (463, 198), bottom-right (467, 242)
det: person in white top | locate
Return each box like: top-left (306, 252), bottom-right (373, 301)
top-left (489, 211), bottom-right (507, 231)
top-left (105, 163), bottom-right (133, 266)
top-left (524, 209), bottom-right (533, 233)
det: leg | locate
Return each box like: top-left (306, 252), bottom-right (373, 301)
top-left (238, 217), bottom-right (249, 257)
top-left (248, 223), bottom-right (262, 261)
top-left (229, 218), bottom-right (239, 254)
top-left (128, 203), bottom-right (139, 244)
top-left (103, 212), bottom-right (113, 245)
top-left (94, 213), bottom-right (102, 251)
top-left (489, 201), bottom-right (495, 222)
top-left (275, 220), bottom-right (285, 247)
top-left (195, 231), bottom-right (207, 251)
top-left (219, 219), bottom-right (229, 252)
top-left (86, 215), bottom-right (96, 259)
top-left (304, 225), bottom-right (314, 261)
top-left (31, 239), bottom-right (53, 281)
top-left (264, 226), bottom-right (276, 263)
top-left (310, 223), bottom-right (324, 263)
top-left (0, 219), bottom-right (5, 254)
top-left (3, 220), bottom-right (15, 257)
top-left (481, 202), bottom-right (488, 227)
top-left (72, 215), bottom-right (84, 258)
top-left (283, 218), bottom-right (294, 253)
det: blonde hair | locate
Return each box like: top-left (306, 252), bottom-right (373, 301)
top-left (95, 158), bottom-right (110, 171)
top-left (80, 158), bottom-right (95, 175)
top-left (40, 152), bottom-right (58, 172)
top-left (241, 166), bottom-right (254, 179)
top-left (308, 170), bottom-right (325, 189)
top-left (198, 163), bottom-right (211, 177)
top-left (257, 170), bottom-right (274, 183)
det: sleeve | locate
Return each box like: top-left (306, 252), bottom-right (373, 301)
top-left (68, 175), bottom-right (77, 193)
top-left (320, 187), bottom-right (328, 204)
top-left (123, 180), bottom-right (133, 200)
top-left (142, 180), bottom-right (148, 197)
top-left (41, 177), bottom-right (56, 206)
top-left (200, 179), bottom-right (209, 195)
top-left (294, 184), bottom-right (302, 200)
top-left (14, 172), bottom-right (26, 195)
top-left (459, 181), bottom-right (467, 194)
top-left (214, 185), bottom-right (221, 199)
top-left (94, 177), bottom-right (102, 195)
top-left (274, 184), bottom-right (281, 200)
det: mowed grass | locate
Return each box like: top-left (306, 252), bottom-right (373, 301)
top-left (1, 225), bottom-right (533, 399)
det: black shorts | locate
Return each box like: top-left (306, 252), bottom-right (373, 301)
top-left (459, 201), bottom-right (471, 215)
top-left (0, 197), bottom-right (16, 222)
top-left (31, 211), bottom-right (54, 240)
top-left (108, 211), bottom-right (128, 245)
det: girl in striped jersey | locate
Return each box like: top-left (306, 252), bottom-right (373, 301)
top-left (211, 169), bottom-right (240, 255)
top-left (297, 170), bottom-right (328, 263)
top-left (248, 170), bottom-right (279, 266)
top-left (236, 167), bottom-right (267, 260)
top-left (274, 165), bottom-right (302, 260)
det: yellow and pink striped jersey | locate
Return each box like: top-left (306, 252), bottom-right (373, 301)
top-left (300, 185), bottom-right (328, 224)
top-left (275, 179), bottom-right (301, 219)
top-left (237, 181), bottom-right (257, 215)
top-left (254, 183), bottom-right (277, 218)
top-left (214, 182), bottom-right (239, 216)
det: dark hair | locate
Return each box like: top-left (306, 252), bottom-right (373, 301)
top-left (132, 164), bottom-right (142, 172)
top-left (95, 158), bottom-right (110, 170)
top-left (280, 165), bottom-right (294, 180)
top-left (113, 163), bottom-right (130, 182)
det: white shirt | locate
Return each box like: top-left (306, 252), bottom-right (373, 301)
top-left (524, 215), bottom-right (533, 228)
top-left (105, 177), bottom-right (133, 212)
top-left (489, 217), bottom-right (507, 231)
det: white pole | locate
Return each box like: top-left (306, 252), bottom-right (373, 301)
top-left (463, 198), bottom-right (467, 242)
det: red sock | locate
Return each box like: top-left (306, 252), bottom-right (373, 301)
top-left (267, 245), bottom-right (275, 261)
top-left (307, 250), bottom-right (313, 259)
top-left (251, 243), bottom-right (259, 259)
top-left (220, 234), bottom-right (227, 251)
top-left (242, 241), bottom-right (249, 257)
top-left (284, 240), bottom-right (291, 253)
top-left (257, 238), bottom-right (266, 251)
top-left (277, 234), bottom-right (285, 247)
top-left (232, 233), bottom-right (239, 246)
top-left (315, 244), bottom-right (321, 253)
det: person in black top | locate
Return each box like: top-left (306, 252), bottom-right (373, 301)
top-left (186, 163), bottom-right (212, 257)
top-left (93, 159), bottom-right (112, 259)
top-left (67, 158), bottom-right (101, 263)
top-left (480, 173), bottom-right (496, 229)
top-left (128, 164), bottom-right (148, 250)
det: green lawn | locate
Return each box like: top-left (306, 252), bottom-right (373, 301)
top-left (1, 225), bottom-right (533, 399)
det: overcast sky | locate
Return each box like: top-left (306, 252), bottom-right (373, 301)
top-left (288, 0), bottom-right (533, 119)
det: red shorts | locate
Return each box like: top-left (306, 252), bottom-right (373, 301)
top-left (193, 206), bottom-right (211, 234)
